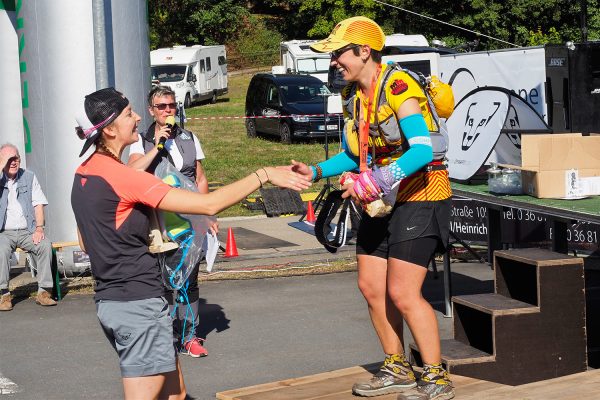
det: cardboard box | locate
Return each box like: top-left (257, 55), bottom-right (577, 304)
top-left (502, 133), bottom-right (600, 199)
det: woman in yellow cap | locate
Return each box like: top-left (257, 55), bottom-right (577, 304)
top-left (292, 16), bottom-right (454, 400)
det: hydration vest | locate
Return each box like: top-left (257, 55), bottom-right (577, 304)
top-left (343, 63), bottom-right (451, 166)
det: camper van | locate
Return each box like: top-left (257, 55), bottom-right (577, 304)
top-left (150, 45), bottom-right (228, 108)
top-left (273, 40), bottom-right (331, 82)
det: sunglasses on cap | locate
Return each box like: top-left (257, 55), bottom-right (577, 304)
top-left (152, 103), bottom-right (177, 111)
top-left (331, 44), bottom-right (360, 59)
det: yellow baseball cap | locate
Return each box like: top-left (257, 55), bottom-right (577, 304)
top-left (310, 16), bottom-right (385, 53)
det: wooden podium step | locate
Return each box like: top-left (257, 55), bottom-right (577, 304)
top-left (411, 249), bottom-right (586, 385)
top-left (452, 293), bottom-right (539, 316)
top-left (410, 339), bottom-right (494, 367)
top-left (494, 248), bottom-right (583, 266)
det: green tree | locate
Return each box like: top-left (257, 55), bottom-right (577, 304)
top-left (261, 0), bottom-right (600, 50)
top-left (228, 15), bottom-right (283, 69)
top-left (149, 0), bottom-right (600, 54)
top-left (148, 0), bottom-right (248, 49)
top-left (528, 27), bottom-right (562, 46)
top-left (298, 0), bottom-right (380, 37)
top-left (376, 0), bottom-right (600, 50)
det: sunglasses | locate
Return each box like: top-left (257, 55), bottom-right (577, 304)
top-left (331, 45), bottom-right (360, 59)
top-left (8, 156), bottom-right (20, 163)
top-left (152, 103), bottom-right (177, 111)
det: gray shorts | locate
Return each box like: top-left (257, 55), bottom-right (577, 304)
top-left (96, 297), bottom-right (177, 377)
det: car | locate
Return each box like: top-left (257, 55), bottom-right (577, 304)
top-left (245, 73), bottom-right (343, 144)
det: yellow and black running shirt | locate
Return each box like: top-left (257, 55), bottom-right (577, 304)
top-left (343, 64), bottom-right (452, 202)
top-left (343, 63), bottom-right (437, 161)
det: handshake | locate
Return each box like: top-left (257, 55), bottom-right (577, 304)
top-left (339, 171), bottom-right (394, 218)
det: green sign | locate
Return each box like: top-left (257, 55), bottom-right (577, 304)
top-left (15, 0), bottom-right (31, 153)
top-left (0, 0), bottom-right (16, 11)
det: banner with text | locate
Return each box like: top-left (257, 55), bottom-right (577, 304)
top-left (451, 197), bottom-right (600, 254)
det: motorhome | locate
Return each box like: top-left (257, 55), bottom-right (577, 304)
top-left (382, 33), bottom-right (456, 76)
top-left (385, 33), bottom-right (429, 47)
top-left (273, 40), bottom-right (331, 82)
top-left (150, 45), bottom-right (228, 108)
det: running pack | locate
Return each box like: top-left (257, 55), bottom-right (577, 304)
top-left (377, 62), bottom-right (454, 161)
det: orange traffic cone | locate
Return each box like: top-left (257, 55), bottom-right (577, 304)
top-left (224, 228), bottom-right (239, 257)
top-left (305, 200), bottom-right (316, 223)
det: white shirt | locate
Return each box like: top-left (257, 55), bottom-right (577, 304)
top-left (129, 131), bottom-right (205, 171)
top-left (4, 173), bottom-right (48, 230)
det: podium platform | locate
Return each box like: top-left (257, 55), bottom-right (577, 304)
top-left (216, 365), bottom-right (600, 400)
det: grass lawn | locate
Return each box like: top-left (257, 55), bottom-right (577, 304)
top-left (184, 73), bottom-right (343, 217)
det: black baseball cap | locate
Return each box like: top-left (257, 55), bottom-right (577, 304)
top-left (76, 87), bottom-right (129, 157)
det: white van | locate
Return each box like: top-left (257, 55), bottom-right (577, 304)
top-left (150, 45), bottom-right (228, 108)
top-left (385, 33), bottom-right (429, 47)
top-left (273, 40), bottom-right (331, 82)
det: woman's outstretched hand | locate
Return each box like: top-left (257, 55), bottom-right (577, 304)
top-left (262, 166), bottom-right (312, 191)
top-left (289, 160), bottom-right (313, 180)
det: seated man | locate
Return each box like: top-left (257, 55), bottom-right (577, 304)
top-left (0, 143), bottom-right (56, 311)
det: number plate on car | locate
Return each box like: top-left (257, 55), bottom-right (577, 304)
top-left (317, 125), bottom-right (338, 130)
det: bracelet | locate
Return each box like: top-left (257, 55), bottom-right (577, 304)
top-left (261, 168), bottom-right (270, 183)
top-left (312, 165), bottom-right (323, 182)
top-left (253, 171), bottom-right (263, 188)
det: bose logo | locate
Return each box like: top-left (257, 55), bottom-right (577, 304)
top-left (548, 58), bottom-right (565, 67)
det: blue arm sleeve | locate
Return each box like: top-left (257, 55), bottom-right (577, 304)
top-left (386, 113), bottom-right (433, 180)
top-left (310, 150), bottom-right (359, 180)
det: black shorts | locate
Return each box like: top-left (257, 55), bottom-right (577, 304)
top-left (356, 199), bottom-right (451, 267)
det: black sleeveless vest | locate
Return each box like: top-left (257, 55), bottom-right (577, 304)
top-left (142, 122), bottom-right (197, 180)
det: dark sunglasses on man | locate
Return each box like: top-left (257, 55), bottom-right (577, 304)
top-left (152, 103), bottom-right (177, 111)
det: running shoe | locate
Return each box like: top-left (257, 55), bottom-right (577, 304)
top-left (397, 363), bottom-right (454, 400)
top-left (181, 337), bottom-right (208, 358)
top-left (352, 354), bottom-right (417, 397)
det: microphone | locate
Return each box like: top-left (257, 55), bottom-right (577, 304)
top-left (157, 116), bottom-right (176, 150)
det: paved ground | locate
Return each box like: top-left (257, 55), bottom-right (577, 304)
top-left (214, 215), bottom-right (355, 269)
top-left (0, 215), bottom-right (494, 400)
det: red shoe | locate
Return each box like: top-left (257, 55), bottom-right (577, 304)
top-left (181, 338), bottom-right (208, 358)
